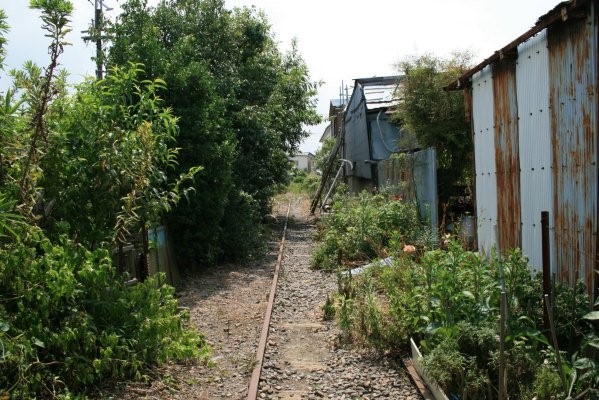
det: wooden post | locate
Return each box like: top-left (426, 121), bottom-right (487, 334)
top-left (310, 125), bottom-right (344, 214)
top-left (541, 211), bottom-right (551, 330)
top-left (117, 241), bottom-right (124, 274)
top-left (498, 291), bottom-right (507, 400)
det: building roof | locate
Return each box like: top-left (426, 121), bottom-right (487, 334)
top-left (291, 152), bottom-right (315, 158)
top-left (330, 98), bottom-right (346, 108)
top-left (355, 75), bottom-right (402, 110)
top-left (445, 0), bottom-right (591, 91)
top-left (319, 123), bottom-right (332, 143)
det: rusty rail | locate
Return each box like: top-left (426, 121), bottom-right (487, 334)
top-left (246, 201), bottom-right (291, 400)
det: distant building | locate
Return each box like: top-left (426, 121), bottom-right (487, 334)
top-left (342, 76), bottom-right (407, 193)
top-left (310, 76), bottom-right (439, 224)
top-left (290, 152), bottom-right (315, 172)
top-left (320, 98), bottom-right (348, 144)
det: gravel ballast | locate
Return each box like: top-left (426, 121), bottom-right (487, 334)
top-left (96, 194), bottom-right (422, 399)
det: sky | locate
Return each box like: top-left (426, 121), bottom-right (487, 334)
top-left (2, 0), bottom-right (558, 153)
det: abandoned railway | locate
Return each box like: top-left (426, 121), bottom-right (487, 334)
top-left (96, 194), bottom-right (423, 399)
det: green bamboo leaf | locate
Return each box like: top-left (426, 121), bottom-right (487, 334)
top-left (582, 311), bottom-right (599, 321)
top-left (462, 290), bottom-right (475, 300)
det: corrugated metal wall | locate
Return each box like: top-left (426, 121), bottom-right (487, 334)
top-left (548, 6), bottom-right (598, 291)
top-left (472, 66), bottom-right (498, 254)
top-left (493, 59), bottom-right (522, 253)
top-left (470, 3), bottom-right (597, 297)
top-left (344, 85), bottom-right (371, 179)
top-left (379, 148), bottom-right (438, 229)
top-left (516, 30), bottom-right (555, 272)
top-left (368, 111), bottom-right (399, 161)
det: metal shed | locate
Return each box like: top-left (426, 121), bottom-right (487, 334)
top-left (343, 76), bottom-right (403, 193)
top-left (446, 0), bottom-right (598, 299)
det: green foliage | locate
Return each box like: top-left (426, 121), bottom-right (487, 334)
top-left (109, 0), bottom-right (320, 267)
top-left (312, 191), bottom-right (421, 271)
top-left (553, 281), bottom-right (593, 352)
top-left (530, 365), bottom-right (565, 400)
top-left (218, 189), bottom-right (266, 262)
top-left (0, 193), bottom-right (25, 240)
top-left (288, 169), bottom-right (319, 196)
top-left (393, 52), bottom-right (473, 204)
top-left (0, 5), bottom-right (209, 398)
top-left (0, 9), bottom-right (7, 68)
top-left (0, 227), bottom-right (206, 398)
top-left (17, 0), bottom-right (72, 216)
top-left (326, 231), bottom-right (598, 398)
top-left (322, 294), bottom-right (335, 321)
top-left (41, 64), bottom-right (199, 248)
top-left (314, 137), bottom-right (336, 174)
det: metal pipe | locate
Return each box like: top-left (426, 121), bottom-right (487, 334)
top-left (321, 159), bottom-right (353, 210)
top-left (498, 291), bottom-right (507, 400)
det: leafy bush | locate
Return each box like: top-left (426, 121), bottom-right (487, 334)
top-left (109, 0), bottom-right (321, 267)
top-left (219, 189), bottom-right (267, 262)
top-left (41, 65), bottom-right (199, 249)
top-left (0, 227), bottom-right (206, 398)
top-left (288, 169), bottom-right (319, 196)
top-left (328, 236), bottom-right (598, 398)
top-left (0, 4), bottom-right (208, 398)
top-left (312, 191), bottom-right (421, 271)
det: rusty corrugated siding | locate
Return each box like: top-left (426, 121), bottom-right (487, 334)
top-left (548, 3), bottom-right (598, 296)
top-left (493, 59), bottom-right (522, 254)
top-left (516, 30), bottom-right (555, 273)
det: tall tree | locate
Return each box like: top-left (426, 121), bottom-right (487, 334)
top-left (393, 52), bottom-right (473, 208)
top-left (41, 65), bottom-right (199, 248)
top-left (109, 0), bottom-right (320, 267)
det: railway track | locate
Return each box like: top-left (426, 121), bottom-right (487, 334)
top-left (247, 196), bottom-right (422, 400)
top-left (100, 193), bottom-right (422, 399)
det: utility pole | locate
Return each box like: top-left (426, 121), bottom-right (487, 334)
top-left (82, 0), bottom-right (113, 80)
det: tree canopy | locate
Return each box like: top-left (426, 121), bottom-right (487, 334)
top-left (109, 0), bottom-right (321, 267)
top-left (393, 52), bottom-right (473, 206)
top-left (0, 3), bottom-right (206, 396)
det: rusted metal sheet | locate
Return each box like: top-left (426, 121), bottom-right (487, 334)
top-left (516, 30), bottom-right (556, 273)
top-left (472, 66), bottom-right (498, 254)
top-left (493, 59), bottom-right (522, 254)
top-left (548, 3), bottom-right (597, 297)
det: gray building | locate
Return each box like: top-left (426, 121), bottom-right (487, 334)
top-left (342, 76), bottom-right (405, 193)
top-left (290, 152), bottom-right (315, 172)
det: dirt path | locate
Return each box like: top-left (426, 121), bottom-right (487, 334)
top-left (97, 193), bottom-right (421, 399)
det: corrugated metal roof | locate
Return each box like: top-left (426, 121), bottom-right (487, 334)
top-left (356, 76), bottom-right (401, 110)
